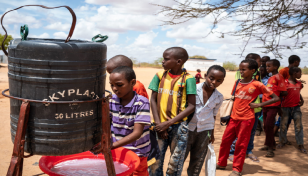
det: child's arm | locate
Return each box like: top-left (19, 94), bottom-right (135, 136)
top-left (299, 94), bottom-right (304, 106)
top-left (151, 91), bottom-right (161, 125)
top-left (250, 93), bottom-right (279, 108)
top-left (155, 94), bottom-right (196, 132)
top-left (111, 123), bottom-right (145, 150)
top-left (210, 116), bottom-right (216, 144)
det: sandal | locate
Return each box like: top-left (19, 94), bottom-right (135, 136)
top-left (259, 146), bottom-right (269, 151)
top-left (247, 153), bottom-right (259, 162)
top-left (229, 170), bottom-right (242, 176)
top-left (228, 155), bottom-right (234, 162)
top-left (265, 151), bottom-right (275, 158)
top-left (298, 145), bottom-right (308, 154)
top-left (277, 143), bottom-right (285, 149)
top-left (216, 164), bottom-right (226, 170)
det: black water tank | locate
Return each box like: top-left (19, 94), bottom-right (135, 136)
top-left (8, 38), bottom-right (106, 155)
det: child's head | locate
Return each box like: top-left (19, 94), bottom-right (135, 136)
top-left (288, 55), bottom-right (301, 67)
top-left (162, 47), bottom-right (188, 71)
top-left (204, 65), bottom-right (226, 90)
top-left (197, 69), bottom-right (201, 73)
top-left (259, 65), bottom-right (268, 78)
top-left (109, 66), bottom-right (136, 98)
top-left (289, 67), bottom-right (302, 79)
top-left (261, 56), bottom-right (270, 66)
top-left (106, 55), bottom-right (133, 74)
top-left (239, 59), bottom-right (258, 79)
top-left (266, 59), bottom-right (280, 74)
top-left (245, 53), bottom-right (261, 68)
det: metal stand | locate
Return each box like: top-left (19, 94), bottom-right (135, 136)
top-left (3, 89), bottom-right (116, 176)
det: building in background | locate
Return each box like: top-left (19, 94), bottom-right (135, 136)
top-left (184, 58), bottom-right (223, 71)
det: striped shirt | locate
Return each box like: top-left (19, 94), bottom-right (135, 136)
top-left (110, 92), bottom-right (151, 157)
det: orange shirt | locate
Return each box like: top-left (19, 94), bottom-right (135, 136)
top-left (282, 79), bottom-right (303, 107)
top-left (231, 80), bottom-right (272, 120)
top-left (133, 80), bottom-right (149, 99)
top-left (279, 67), bottom-right (289, 79)
top-left (262, 73), bottom-right (287, 107)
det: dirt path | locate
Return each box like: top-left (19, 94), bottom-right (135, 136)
top-left (0, 67), bottom-right (307, 175)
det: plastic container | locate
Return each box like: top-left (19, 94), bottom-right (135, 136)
top-left (39, 147), bottom-right (140, 176)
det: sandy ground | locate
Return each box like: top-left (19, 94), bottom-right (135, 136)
top-left (0, 66), bottom-right (308, 176)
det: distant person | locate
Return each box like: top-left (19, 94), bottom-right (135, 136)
top-left (260, 59), bottom-right (287, 157)
top-left (230, 53), bottom-right (262, 162)
top-left (195, 69), bottom-right (203, 84)
top-left (92, 66), bottom-right (151, 175)
top-left (261, 56), bottom-right (270, 67)
top-left (278, 67), bottom-right (306, 154)
top-left (148, 47), bottom-right (196, 176)
top-left (106, 55), bottom-right (149, 99)
top-left (217, 59), bottom-right (279, 176)
top-left (185, 65), bottom-right (225, 175)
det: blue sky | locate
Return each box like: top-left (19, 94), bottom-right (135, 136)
top-left (1, 0), bottom-right (307, 67)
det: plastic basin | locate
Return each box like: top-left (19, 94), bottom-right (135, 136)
top-left (39, 147), bottom-right (140, 176)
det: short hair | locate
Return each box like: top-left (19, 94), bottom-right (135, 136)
top-left (245, 53), bottom-right (261, 60)
top-left (165, 47), bottom-right (189, 61)
top-left (207, 65), bottom-right (226, 77)
top-left (107, 55), bottom-right (133, 68)
top-left (288, 55), bottom-right (301, 64)
top-left (111, 66), bottom-right (136, 82)
top-left (268, 59), bottom-right (280, 68)
top-left (262, 56), bottom-right (270, 60)
top-left (289, 67), bottom-right (301, 76)
top-left (196, 69), bottom-right (201, 72)
top-left (241, 59), bottom-right (258, 71)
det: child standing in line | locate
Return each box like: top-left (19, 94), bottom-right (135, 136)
top-left (217, 59), bottom-right (279, 176)
top-left (278, 67), bottom-right (306, 153)
top-left (260, 59), bottom-right (288, 157)
top-left (106, 55), bottom-right (149, 99)
top-left (185, 65), bottom-right (225, 176)
top-left (195, 69), bottom-right (203, 84)
top-left (148, 47), bottom-right (196, 176)
top-left (109, 66), bottom-right (151, 175)
top-left (261, 56), bottom-right (270, 67)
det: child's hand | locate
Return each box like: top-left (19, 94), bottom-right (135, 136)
top-left (155, 121), bottom-right (171, 132)
top-left (249, 103), bottom-right (260, 109)
top-left (90, 142), bottom-right (102, 154)
top-left (299, 99), bottom-right (304, 106)
top-left (300, 80), bottom-right (306, 84)
top-left (158, 131), bottom-right (168, 139)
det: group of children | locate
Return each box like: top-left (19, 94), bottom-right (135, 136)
top-left (95, 47), bottom-right (305, 176)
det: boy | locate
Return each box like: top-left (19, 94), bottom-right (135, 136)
top-left (279, 55), bottom-right (301, 79)
top-left (279, 67), bottom-right (306, 153)
top-left (261, 56), bottom-right (270, 67)
top-left (217, 59), bottom-right (279, 176)
top-left (185, 65), bottom-right (225, 176)
top-left (110, 66), bottom-right (151, 175)
top-left (261, 59), bottom-right (287, 157)
top-left (106, 55), bottom-right (149, 99)
top-left (148, 47), bottom-right (196, 176)
top-left (230, 53), bottom-right (262, 162)
top-left (195, 69), bottom-right (203, 84)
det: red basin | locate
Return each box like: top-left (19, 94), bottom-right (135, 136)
top-left (39, 147), bottom-right (140, 176)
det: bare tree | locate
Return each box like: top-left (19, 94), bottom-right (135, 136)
top-left (155, 0), bottom-right (308, 58)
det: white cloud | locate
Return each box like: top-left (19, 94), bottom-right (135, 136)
top-left (29, 32), bottom-right (50, 38)
top-left (45, 22), bottom-right (71, 31)
top-left (53, 32), bottom-right (67, 39)
top-left (131, 31), bottom-right (158, 47)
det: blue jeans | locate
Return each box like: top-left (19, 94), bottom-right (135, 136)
top-left (275, 116), bottom-right (292, 127)
top-left (149, 121), bottom-right (189, 176)
top-left (230, 112), bottom-right (261, 155)
top-left (280, 106), bottom-right (303, 145)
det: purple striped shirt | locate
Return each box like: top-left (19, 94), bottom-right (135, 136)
top-left (110, 92), bottom-right (151, 157)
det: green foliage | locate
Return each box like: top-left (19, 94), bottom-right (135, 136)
top-left (0, 34), bottom-right (13, 51)
top-left (153, 57), bottom-right (163, 65)
top-left (189, 55), bottom-right (207, 59)
top-left (301, 67), bottom-right (308, 75)
top-left (223, 61), bottom-right (238, 71)
top-left (130, 57), bottom-right (138, 65)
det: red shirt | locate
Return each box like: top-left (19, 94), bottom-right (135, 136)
top-left (133, 80), bottom-right (149, 99)
top-left (195, 72), bottom-right (202, 84)
top-left (279, 67), bottom-right (290, 79)
top-left (231, 80), bottom-right (272, 120)
top-left (282, 79), bottom-right (302, 107)
top-left (262, 73), bottom-right (287, 107)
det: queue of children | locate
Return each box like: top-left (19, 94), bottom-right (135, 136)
top-left (92, 47), bottom-right (305, 176)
